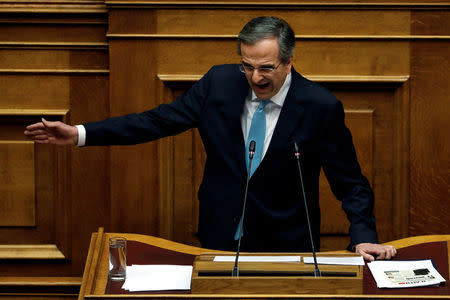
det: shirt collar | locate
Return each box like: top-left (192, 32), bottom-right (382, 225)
top-left (250, 72), bottom-right (291, 107)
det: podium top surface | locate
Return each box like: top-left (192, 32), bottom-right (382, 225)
top-left (79, 230), bottom-right (450, 299)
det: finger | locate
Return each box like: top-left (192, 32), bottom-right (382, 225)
top-left (25, 123), bottom-right (45, 131)
top-left (358, 249), bottom-right (375, 262)
top-left (384, 245), bottom-right (396, 259)
top-left (376, 250), bottom-right (386, 260)
top-left (384, 249), bottom-right (392, 260)
top-left (389, 246), bottom-right (397, 258)
top-left (24, 129), bottom-right (48, 136)
top-left (41, 118), bottom-right (58, 129)
top-left (33, 134), bottom-right (50, 140)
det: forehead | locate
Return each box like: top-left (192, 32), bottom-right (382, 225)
top-left (240, 37), bottom-right (279, 65)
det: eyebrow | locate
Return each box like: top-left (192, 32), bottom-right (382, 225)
top-left (242, 61), bottom-right (276, 68)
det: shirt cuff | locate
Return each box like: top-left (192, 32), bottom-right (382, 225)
top-left (75, 125), bottom-right (86, 147)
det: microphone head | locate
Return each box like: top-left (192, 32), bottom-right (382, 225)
top-left (249, 140), bottom-right (256, 159)
top-left (293, 142), bottom-right (300, 158)
top-left (249, 140), bottom-right (256, 152)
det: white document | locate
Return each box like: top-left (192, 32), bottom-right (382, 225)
top-left (121, 264), bottom-right (193, 291)
top-left (367, 259), bottom-right (446, 288)
top-left (303, 256), bottom-right (364, 266)
top-left (213, 255), bottom-right (301, 262)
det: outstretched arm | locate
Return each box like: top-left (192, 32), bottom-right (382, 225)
top-left (24, 118), bottom-right (79, 146)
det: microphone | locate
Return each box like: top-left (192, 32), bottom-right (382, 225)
top-left (232, 140), bottom-right (256, 277)
top-left (293, 142), bottom-right (321, 277)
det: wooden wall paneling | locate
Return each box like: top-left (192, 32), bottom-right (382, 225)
top-left (108, 8), bottom-right (410, 36)
top-left (409, 40), bottom-right (450, 236)
top-left (0, 111), bottom-right (69, 267)
top-left (313, 78), bottom-right (410, 250)
top-left (106, 4), bottom-right (420, 251)
top-left (0, 12), bottom-right (107, 43)
top-left (68, 73), bottom-right (110, 275)
top-left (156, 78), bottom-right (175, 240)
top-left (0, 0), bottom-right (444, 289)
top-left (0, 2), bottom-right (109, 284)
top-left (318, 107), bottom-right (375, 251)
top-left (392, 78), bottom-right (410, 239)
top-left (0, 140), bottom-right (35, 226)
top-left (408, 9), bottom-right (450, 237)
top-left (108, 40), bottom-right (159, 235)
top-left (156, 76), bottom-right (202, 246)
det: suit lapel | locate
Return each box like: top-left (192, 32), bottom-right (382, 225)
top-left (225, 72), bottom-right (250, 177)
top-left (264, 70), bottom-right (305, 160)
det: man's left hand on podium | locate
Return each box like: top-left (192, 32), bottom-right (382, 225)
top-left (355, 243), bottom-right (397, 261)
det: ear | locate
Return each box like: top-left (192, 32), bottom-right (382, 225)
top-left (285, 57), bottom-right (293, 74)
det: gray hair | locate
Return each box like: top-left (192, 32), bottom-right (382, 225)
top-left (237, 16), bottom-right (295, 64)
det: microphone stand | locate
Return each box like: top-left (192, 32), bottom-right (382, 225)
top-left (232, 140), bottom-right (255, 277)
top-left (294, 142), bottom-right (321, 277)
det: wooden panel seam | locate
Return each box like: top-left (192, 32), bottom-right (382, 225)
top-left (107, 34), bottom-right (450, 40)
top-left (0, 3), bottom-right (107, 14)
top-left (0, 42), bottom-right (108, 49)
top-left (104, 1), bottom-right (450, 9)
top-left (392, 78), bottom-right (410, 239)
top-left (0, 69), bottom-right (109, 74)
top-left (158, 74), bottom-right (410, 83)
top-left (0, 276), bottom-right (81, 286)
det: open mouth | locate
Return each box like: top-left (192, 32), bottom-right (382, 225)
top-left (255, 82), bottom-right (270, 90)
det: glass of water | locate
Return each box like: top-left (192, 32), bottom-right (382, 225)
top-left (109, 237), bottom-right (127, 281)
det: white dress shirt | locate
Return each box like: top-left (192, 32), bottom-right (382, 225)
top-left (241, 72), bottom-right (291, 159)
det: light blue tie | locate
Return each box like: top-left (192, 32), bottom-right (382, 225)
top-left (234, 99), bottom-right (270, 240)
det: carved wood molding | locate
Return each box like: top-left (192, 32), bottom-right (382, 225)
top-left (0, 108), bottom-right (69, 115)
top-left (107, 33), bottom-right (450, 40)
top-left (0, 244), bottom-right (65, 259)
top-left (0, 276), bottom-right (81, 295)
top-left (105, 1), bottom-right (450, 9)
top-left (158, 74), bottom-right (410, 84)
top-left (0, 109), bottom-right (72, 260)
top-left (0, 276), bottom-right (81, 286)
top-left (0, 69), bottom-right (109, 74)
top-left (0, 0), bottom-right (107, 14)
top-left (0, 42), bottom-right (108, 50)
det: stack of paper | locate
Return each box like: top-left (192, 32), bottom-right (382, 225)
top-left (121, 264), bottom-right (193, 292)
top-left (367, 259), bottom-right (446, 288)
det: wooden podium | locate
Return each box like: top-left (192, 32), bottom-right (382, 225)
top-left (191, 252), bottom-right (363, 294)
top-left (78, 228), bottom-right (450, 299)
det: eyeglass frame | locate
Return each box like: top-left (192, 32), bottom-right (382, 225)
top-left (239, 61), bottom-right (283, 75)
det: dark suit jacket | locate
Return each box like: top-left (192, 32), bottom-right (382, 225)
top-left (84, 64), bottom-right (378, 252)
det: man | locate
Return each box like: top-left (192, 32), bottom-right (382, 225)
top-left (25, 16), bottom-right (396, 261)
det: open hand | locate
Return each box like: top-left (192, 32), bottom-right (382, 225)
top-left (24, 118), bottom-right (78, 146)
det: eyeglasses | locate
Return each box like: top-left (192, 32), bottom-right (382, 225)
top-left (239, 62), bottom-right (282, 75)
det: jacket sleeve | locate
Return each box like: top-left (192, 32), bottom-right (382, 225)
top-left (83, 66), bottom-right (214, 146)
top-left (319, 99), bottom-right (379, 248)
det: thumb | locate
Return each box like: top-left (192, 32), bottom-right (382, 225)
top-left (41, 118), bottom-right (56, 129)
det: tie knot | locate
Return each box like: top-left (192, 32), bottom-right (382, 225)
top-left (257, 100), bottom-right (270, 111)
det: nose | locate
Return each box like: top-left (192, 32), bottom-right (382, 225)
top-left (251, 69), bottom-right (265, 83)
